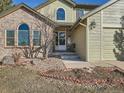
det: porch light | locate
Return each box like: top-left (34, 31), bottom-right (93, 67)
top-left (120, 16), bottom-right (124, 27)
top-left (89, 20), bottom-right (96, 30)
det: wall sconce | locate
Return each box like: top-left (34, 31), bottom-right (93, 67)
top-left (120, 16), bottom-right (124, 28)
top-left (89, 20), bottom-right (96, 30)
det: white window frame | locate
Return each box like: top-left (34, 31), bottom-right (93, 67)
top-left (32, 30), bottom-right (41, 47)
top-left (55, 7), bottom-right (66, 22)
top-left (5, 27), bottom-right (42, 48)
top-left (55, 31), bottom-right (67, 51)
top-left (5, 30), bottom-right (15, 47)
top-left (17, 30), bottom-right (30, 47)
top-left (17, 23), bottom-right (30, 47)
top-left (76, 8), bottom-right (85, 20)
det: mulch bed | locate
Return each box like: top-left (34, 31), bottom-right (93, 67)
top-left (45, 67), bottom-right (124, 79)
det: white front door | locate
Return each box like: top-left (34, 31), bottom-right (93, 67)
top-left (55, 31), bottom-right (66, 51)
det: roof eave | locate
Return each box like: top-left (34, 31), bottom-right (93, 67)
top-left (74, 4), bottom-right (100, 9)
top-left (0, 3), bottom-right (56, 27)
top-left (35, 0), bottom-right (76, 10)
top-left (71, 0), bottom-right (119, 31)
top-left (70, 18), bottom-right (82, 31)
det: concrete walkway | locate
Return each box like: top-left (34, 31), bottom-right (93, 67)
top-left (63, 60), bottom-right (95, 69)
top-left (53, 52), bottom-right (124, 70)
top-left (105, 61), bottom-right (124, 70)
top-left (63, 60), bottom-right (124, 70)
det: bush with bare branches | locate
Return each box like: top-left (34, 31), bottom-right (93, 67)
top-left (21, 15), bottom-right (55, 59)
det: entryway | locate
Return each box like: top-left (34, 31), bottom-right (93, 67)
top-left (53, 52), bottom-right (81, 61)
top-left (52, 52), bottom-right (93, 69)
top-left (55, 31), bottom-right (66, 51)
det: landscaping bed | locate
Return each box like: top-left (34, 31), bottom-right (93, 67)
top-left (0, 57), bottom-right (66, 72)
top-left (45, 67), bottom-right (124, 79)
top-left (25, 58), bottom-right (66, 72)
top-left (41, 67), bottom-right (124, 85)
top-left (0, 66), bottom-right (124, 93)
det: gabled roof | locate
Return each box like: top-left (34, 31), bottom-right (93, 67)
top-left (71, 0), bottom-right (119, 30)
top-left (0, 3), bottom-right (56, 26)
top-left (35, 0), bottom-right (76, 10)
top-left (35, 0), bottom-right (99, 10)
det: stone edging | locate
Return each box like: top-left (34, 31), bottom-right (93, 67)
top-left (40, 72), bottom-right (124, 85)
top-left (39, 67), bottom-right (124, 85)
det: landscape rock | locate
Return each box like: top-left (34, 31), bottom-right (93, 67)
top-left (32, 59), bottom-right (42, 65)
top-left (25, 58), bottom-right (66, 72)
top-left (2, 56), bottom-right (15, 65)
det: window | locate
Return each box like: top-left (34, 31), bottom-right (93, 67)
top-left (85, 10), bottom-right (90, 14)
top-left (6, 30), bottom-right (15, 46)
top-left (33, 31), bottom-right (41, 46)
top-left (55, 32), bottom-right (58, 45)
top-left (57, 8), bottom-right (65, 20)
top-left (76, 9), bottom-right (84, 20)
top-left (5, 24), bottom-right (41, 47)
top-left (59, 32), bottom-right (65, 45)
top-left (18, 23), bottom-right (30, 46)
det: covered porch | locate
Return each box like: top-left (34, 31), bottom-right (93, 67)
top-left (53, 23), bottom-right (74, 52)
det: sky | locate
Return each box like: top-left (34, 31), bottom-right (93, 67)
top-left (13, 0), bottom-right (109, 8)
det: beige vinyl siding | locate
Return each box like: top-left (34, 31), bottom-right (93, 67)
top-left (86, 0), bottom-right (124, 61)
top-left (103, 0), bottom-right (124, 26)
top-left (103, 28), bottom-right (118, 60)
top-left (88, 12), bottom-right (102, 61)
top-left (37, 0), bottom-right (76, 22)
top-left (71, 25), bottom-right (86, 60)
top-left (102, 0), bottom-right (124, 60)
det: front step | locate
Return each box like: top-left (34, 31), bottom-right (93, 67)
top-left (52, 52), bottom-right (76, 55)
top-left (61, 54), bottom-right (81, 61)
top-left (52, 52), bottom-right (81, 61)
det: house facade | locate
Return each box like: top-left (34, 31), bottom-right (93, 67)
top-left (0, 4), bottom-right (55, 60)
top-left (35, 0), bottom-right (98, 51)
top-left (71, 0), bottom-right (124, 62)
top-left (0, 0), bottom-right (98, 61)
top-left (0, 0), bottom-right (123, 62)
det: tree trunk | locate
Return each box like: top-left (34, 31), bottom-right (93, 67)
top-left (43, 47), bottom-right (48, 59)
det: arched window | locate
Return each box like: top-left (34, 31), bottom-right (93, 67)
top-left (18, 23), bottom-right (30, 46)
top-left (57, 8), bottom-right (65, 20)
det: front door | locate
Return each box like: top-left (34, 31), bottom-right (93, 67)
top-left (55, 31), bottom-right (66, 51)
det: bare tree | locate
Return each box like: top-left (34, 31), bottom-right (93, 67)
top-left (21, 15), bottom-right (55, 59)
top-left (34, 18), bottom-right (55, 59)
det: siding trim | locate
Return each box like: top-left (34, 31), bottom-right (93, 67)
top-left (79, 23), bottom-right (86, 27)
top-left (4, 30), bottom-right (6, 47)
top-left (100, 10), bottom-right (103, 60)
top-left (86, 18), bottom-right (89, 62)
top-left (103, 24), bottom-right (122, 28)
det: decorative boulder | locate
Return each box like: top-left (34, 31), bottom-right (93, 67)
top-left (31, 59), bottom-right (41, 65)
top-left (2, 56), bottom-right (15, 65)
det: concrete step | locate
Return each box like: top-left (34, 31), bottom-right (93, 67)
top-left (61, 54), bottom-right (81, 61)
top-left (52, 52), bottom-right (76, 55)
top-left (52, 52), bottom-right (81, 61)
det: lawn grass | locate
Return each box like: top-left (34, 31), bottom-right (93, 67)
top-left (0, 66), bottom-right (124, 93)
